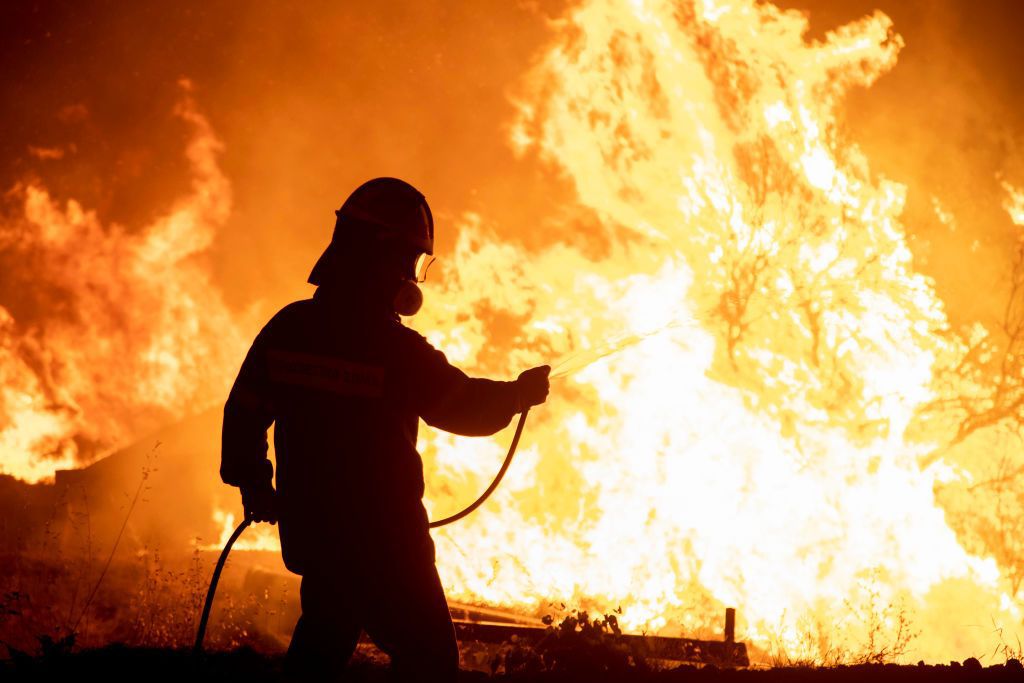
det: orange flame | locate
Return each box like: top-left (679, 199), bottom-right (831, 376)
top-left (1003, 181), bottom-right (1024, 227)
top-left (201, 510), bottom-right (281, 553)
top-left (0, 80), bottom-right (247, 483)
top-left (408, 0), bottom-right (1020, 662)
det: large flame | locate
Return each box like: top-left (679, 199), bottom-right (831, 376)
top-left (0, 81), bottom-right (247, 483)
top-left (408, 0), bottom-right (1021, 662)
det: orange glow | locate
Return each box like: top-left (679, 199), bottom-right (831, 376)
top-left (201, 510), bottom-right (281, 553)
top-left (0, 81), bottom-right (248, 483)
top-left (4, 0), bottom-right (1024, 665)
top-left (409, 0), bottom-right (1021, 662)
top-left (1004, 181), bottom-right (1024, 226)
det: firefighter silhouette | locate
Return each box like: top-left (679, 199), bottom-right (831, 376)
top-left (220, 177), bottom-right (550, 681)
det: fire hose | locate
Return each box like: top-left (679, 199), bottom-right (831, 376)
top-left (193, 407), bottom-right (530, 655)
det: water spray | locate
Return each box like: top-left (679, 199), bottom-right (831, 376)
top-left (548, 317), bottom-right (693, 380)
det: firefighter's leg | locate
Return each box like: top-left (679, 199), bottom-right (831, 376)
top-left (285, 570), bottom-right (362, 680)
top-left (359, 556), bottom-right (459, 682)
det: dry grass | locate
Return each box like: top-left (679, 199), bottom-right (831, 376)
top-left (762, 571), bottom-right (920, 668)
top-left (0, 447), bottom-right (283, 659)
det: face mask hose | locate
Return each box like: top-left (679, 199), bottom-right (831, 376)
top-left (194, 408), bottom-right (530, 656)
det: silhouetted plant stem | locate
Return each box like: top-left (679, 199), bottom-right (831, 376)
top-left (70, 442), bottom-right (159, 637)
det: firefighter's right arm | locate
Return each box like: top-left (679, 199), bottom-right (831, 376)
top-left (400, 330), bottom-right (550, 436)
top-left (221, 327), bottom-right (275, 494)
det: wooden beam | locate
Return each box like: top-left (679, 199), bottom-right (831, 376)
top-left (453, 608), bottom-right (749, 667)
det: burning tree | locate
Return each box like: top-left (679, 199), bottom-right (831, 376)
top-left (916, 184), bottom-right (1024, 597)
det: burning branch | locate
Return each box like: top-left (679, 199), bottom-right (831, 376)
top-left (923, 233), bottom-right (1024, 455)
top-left (918, 185), bottom-right (1024, 596)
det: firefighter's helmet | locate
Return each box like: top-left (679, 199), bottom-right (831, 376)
top-left (308, 177), bottom-right (434, 286)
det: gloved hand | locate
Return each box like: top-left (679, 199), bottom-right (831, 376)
top-left (515, 365), bottom-right (551, 412)
top-left (241, 482), bottom-right (278, 524)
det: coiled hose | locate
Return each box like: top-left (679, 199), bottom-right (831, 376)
top-left (194, 408), bottom-right (530, 655)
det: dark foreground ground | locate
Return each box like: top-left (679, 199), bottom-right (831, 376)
top-left (1, 648), bottom-right (1022, 682)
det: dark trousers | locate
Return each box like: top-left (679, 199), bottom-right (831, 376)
top-left (284, 553), bottom-right (459, 682)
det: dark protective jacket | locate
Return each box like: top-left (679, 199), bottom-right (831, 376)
top-left (221, 287), bottom-right (521, 575)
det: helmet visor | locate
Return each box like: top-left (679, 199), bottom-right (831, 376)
top-left (413, 253), bottom-right (436, 283)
